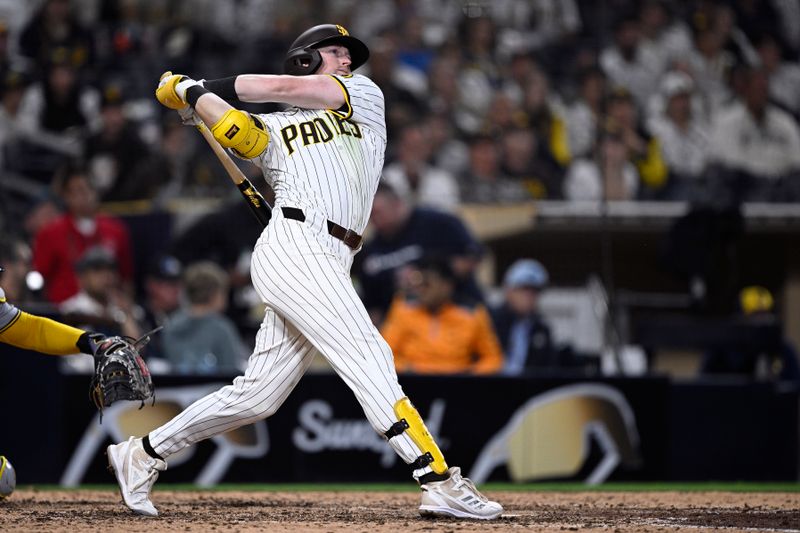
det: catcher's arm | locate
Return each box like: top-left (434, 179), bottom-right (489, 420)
top-left (0, 305), bottom-right (98, 356)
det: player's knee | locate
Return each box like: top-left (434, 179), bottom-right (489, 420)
top-left (229, 380), bottom-right (277, 420)
top-left (210, 109), bottom-right (269, 158)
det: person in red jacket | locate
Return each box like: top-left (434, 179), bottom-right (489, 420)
top-left (32, 160), bottom-right (134, 303)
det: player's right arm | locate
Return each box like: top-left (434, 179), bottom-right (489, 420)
top-left (155, 72), bottom-right (270, 159)
top-left (0, 288), bottom-right (99, 356)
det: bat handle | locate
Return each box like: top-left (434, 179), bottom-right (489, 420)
top-left (237, 180), bottom-right (272, 227)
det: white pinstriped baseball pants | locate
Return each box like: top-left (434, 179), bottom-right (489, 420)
top-left (149, 207), bottom-right (424, 468)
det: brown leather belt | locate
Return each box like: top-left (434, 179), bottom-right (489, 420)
top-left (281, 207), bottom-right (363, 250)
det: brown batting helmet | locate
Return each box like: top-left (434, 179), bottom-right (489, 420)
top-left (284, 24), bottom-right (369, 76)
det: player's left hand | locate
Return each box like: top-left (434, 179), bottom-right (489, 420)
top-left (178, 105), bottom-right (202, 127)
top-left (156, 71), bottom-right (197, 110)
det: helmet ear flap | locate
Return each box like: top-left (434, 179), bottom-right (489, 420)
top-left (284, 48), bottom-right (323, 76)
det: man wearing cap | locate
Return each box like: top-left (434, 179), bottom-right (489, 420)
top-left (59, 246), bottom-right (142, 339)
top-left (139, 255), bottom-right (183, 360)
top-left (490, 259), bottom-right (557, 375)
top-left (647, 71), bottom-right (711, 199)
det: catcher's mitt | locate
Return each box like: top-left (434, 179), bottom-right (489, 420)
top-left (89, 331), bottom-right (158, 421)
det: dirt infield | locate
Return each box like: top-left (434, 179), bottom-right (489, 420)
top-left (2, 489), bottom-right (799, 532)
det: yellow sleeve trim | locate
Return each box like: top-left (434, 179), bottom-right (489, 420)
top-left (327, 75), bottom-right (353, 120)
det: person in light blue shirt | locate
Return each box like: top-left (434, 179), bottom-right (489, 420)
top-left (162, 261), bottom-right (246, 375)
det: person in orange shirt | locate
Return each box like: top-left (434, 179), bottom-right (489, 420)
top-left (381, 257), bottom-right (503, 375)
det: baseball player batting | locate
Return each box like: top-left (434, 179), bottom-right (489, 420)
top-left (106, 24), bottom-right (502, 520)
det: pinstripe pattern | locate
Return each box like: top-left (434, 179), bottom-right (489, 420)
top-left (255, 74), bottom-right (385, 233)
top-left (149, 74), bottom-right (424, 467)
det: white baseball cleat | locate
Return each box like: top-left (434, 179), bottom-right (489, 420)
top-left (419, 466), bottom-right (503, 520)
top-left (107, 436), bottom-right (167, 517)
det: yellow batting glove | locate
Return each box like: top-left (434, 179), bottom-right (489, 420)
top-left (155, 71), bottom-right (195, 110)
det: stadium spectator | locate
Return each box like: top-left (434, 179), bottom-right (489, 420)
top-left (169, 195), bottom-right (264, 335)
top-left (153, 112), bottom-right (227, 200)
top-left (499, 126), bottom-right (564, 200)
top-left (708, 67), bottom-right (800, 201)
top-left (0, 236), bottom-right (33, 305)
top-left (32, 161), bottom-right (134, 303)
top-left (501, 51), bottom-right (542, 108)
top-left (490, 259), bottom-right (557, 375)
top-left (647, 71), bottom-right (712, 200)
top-left (605, 88), bottom-right (668, 198)
top-left (59, 245), bottom-right (142, 339)
top-left (382, 124), bottom-right (459, 212)
top-left (8, 58), bottom-right (94, 182)
top-left (755, 34), bottom-right (800, 117)
top-left (456, 16), bottom-right (502, 134)
top-left (459, 134), bottom-right (530, 203)
top-left (600, 13), bottom-right (663, 109)
top-left (355, 181), bottom-right (484, 325)
top-left (381, 257), bottom-right (503, 375)
top-left (17, 0), bottom-right (96, 74)
top-left (84, 84), bottom-right (162, 201)
top-left (520, 67), bottom-right (571, 168)
top-left (676, 8), bottom-right (743, 116)
top-left (637, 0), bottom-right (693, 77)
top-left (563, 126), bottom-right (639, 202)
top-left (564, 66), bottom-right (606, 159)
top-left (0, 70), bottom-right (31, 160)
top-left (22, 195), bottom-right (60, 241)
top-left (426, 55), bottom-right (469, 131)
top-left (15, 51), bottom-right (100, 144)
top-left (161, 261), bottom-right (246, 375)
top-left (423, 110), bottom-right (469, 178)
top-left (491, 0), bottom-right (582, 62)
top-left (396, 14), bottom-right (436, 76)
top-left (139, 254), bottom-right (183, 360)
top-left (366, 35), bottom-right (426, 140)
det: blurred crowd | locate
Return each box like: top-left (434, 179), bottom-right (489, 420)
top-left (2, 0), bottom-right (800, 378)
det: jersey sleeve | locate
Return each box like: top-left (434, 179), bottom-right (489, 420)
top-left (0, 287), bottom-right (22, 334)
top-left (326, 74), bottom-right (386, 138)
top-left (0, 288), bottom-right (85, 355)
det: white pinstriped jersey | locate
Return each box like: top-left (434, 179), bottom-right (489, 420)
top-left (251, 74), bottom-right (386, 234)
top-left (149, 69), bottom-right (434, 478)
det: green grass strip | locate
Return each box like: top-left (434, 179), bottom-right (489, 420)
top-left (23, 482), bottom-right (800, 493)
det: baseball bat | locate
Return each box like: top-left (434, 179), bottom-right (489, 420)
top-left (195, 122), bottom-right (272, 228)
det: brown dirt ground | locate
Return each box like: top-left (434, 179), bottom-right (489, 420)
top-left (2, 489), bottom-right (799, 532)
